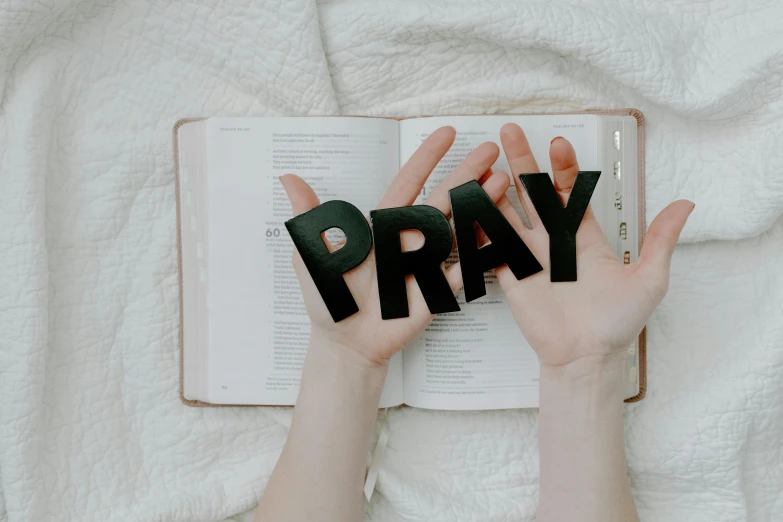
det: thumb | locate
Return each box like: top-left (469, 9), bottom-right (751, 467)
top-left (637, 199), bottom-right (695, 299)
top-left (280, 174), bottom-right (320, 216)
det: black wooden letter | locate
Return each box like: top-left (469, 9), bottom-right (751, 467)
top-left (285, 200), bottom-right (373, 322)
top-left (518, 171), bottom-right (600, 282)
top-left (449, 180), bottom-right (542, 302)
top-left (370, 206), bottom-right (460, 320)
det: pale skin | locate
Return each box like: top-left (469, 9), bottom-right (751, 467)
top-left (255, 123), bottom-right (694, 522)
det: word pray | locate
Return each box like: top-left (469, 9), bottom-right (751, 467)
top-left (286, 172), bottom-right (600, 322)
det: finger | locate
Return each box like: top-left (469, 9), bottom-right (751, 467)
top-left (280, 174), bottom-right (320, 216)
top-left (637, 200), bottom-right (695, 299)
top-left (500, 123), bottom-right (542, 229)
top-left (496, 125), bottom-right (552, 262)
top-left (480, 169), bottom-right (511, 202)
top-left (377, 126), bottom-right (456, 209)
top-left (461, 169), bottom-right (510, 247)
top-left (548, 137), bottom-right (605, 250)
top-left (478, 168), bottom-right (494, 185)
top-left (549, 137), bottom-right (596, 220)
top-left (495, 193), bottom-right (549, 266)
top-left (501, 122), bottom-right (540, 174)
top-left (549, 137), bottom-right (579, 205)
top-left (423, 141), bottom-right (500, 216)
top-left (494, 193), bottom-right (538, 244)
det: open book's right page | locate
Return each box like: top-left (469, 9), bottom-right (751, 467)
top-left (399, 115), bottom-right (605, 410)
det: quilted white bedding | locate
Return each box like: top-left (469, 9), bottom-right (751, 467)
top-left (1, 1), bottom-right (782, 521)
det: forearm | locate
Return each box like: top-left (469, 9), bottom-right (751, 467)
top-left (537, 355), bottom-right (639, 522)
top-left (255, 338), bottom-right (387, 522)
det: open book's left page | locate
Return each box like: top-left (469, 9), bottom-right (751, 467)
top-left (188, 117), bottom-right (403, 406)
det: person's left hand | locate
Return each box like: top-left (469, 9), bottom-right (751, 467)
top-left (494, 123), bottom-right (693, 371)
top-left (281, 126), bottom-right (509, 367)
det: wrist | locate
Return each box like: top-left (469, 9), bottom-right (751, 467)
top-left (309, 325), bottom-right (394, 370)
top-left (537, 353), bottom-right (637, 522)
top-left (307, 336), bottom-right (390, 381)
top-left (539, 353), bottom-right (628, 403)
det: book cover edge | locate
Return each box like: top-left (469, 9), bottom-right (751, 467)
top-left (172, 109), bottom-right (647, 407)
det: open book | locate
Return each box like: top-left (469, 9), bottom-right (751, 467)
top-left (174, 110), bottom-right (645, 409)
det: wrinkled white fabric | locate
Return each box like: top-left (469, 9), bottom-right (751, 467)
top-left (1, 0), bottom-right (781, 521)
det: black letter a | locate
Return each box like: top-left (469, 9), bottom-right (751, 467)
top-left (449, 180), bottom-right (542, 302)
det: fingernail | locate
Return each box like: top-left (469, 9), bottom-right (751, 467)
top-left (278, 175), bottom-right (291, 194)
top-left (551, 136), bottom-right (564, 145)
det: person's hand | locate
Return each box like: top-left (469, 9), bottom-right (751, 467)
top-left (496, 123), bottom-right (694, 373)
top-left (280, 127), bottom-right (509, 368)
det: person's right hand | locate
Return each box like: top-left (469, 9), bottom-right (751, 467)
top-left (280, 127), bottom-right (509, 369)
top-left (494, 123), bottom-right (694, 373)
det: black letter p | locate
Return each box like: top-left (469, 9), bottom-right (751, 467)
top-left (285, 200), bottom-right (373, 322)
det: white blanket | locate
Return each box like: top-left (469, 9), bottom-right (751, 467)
top-left (1, 1), bottom-right (782, 521)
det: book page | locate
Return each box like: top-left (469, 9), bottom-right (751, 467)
top-left (398, 115), bottom-right (601, 410)
top-left (203, 117), bottom-right (403, 406)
